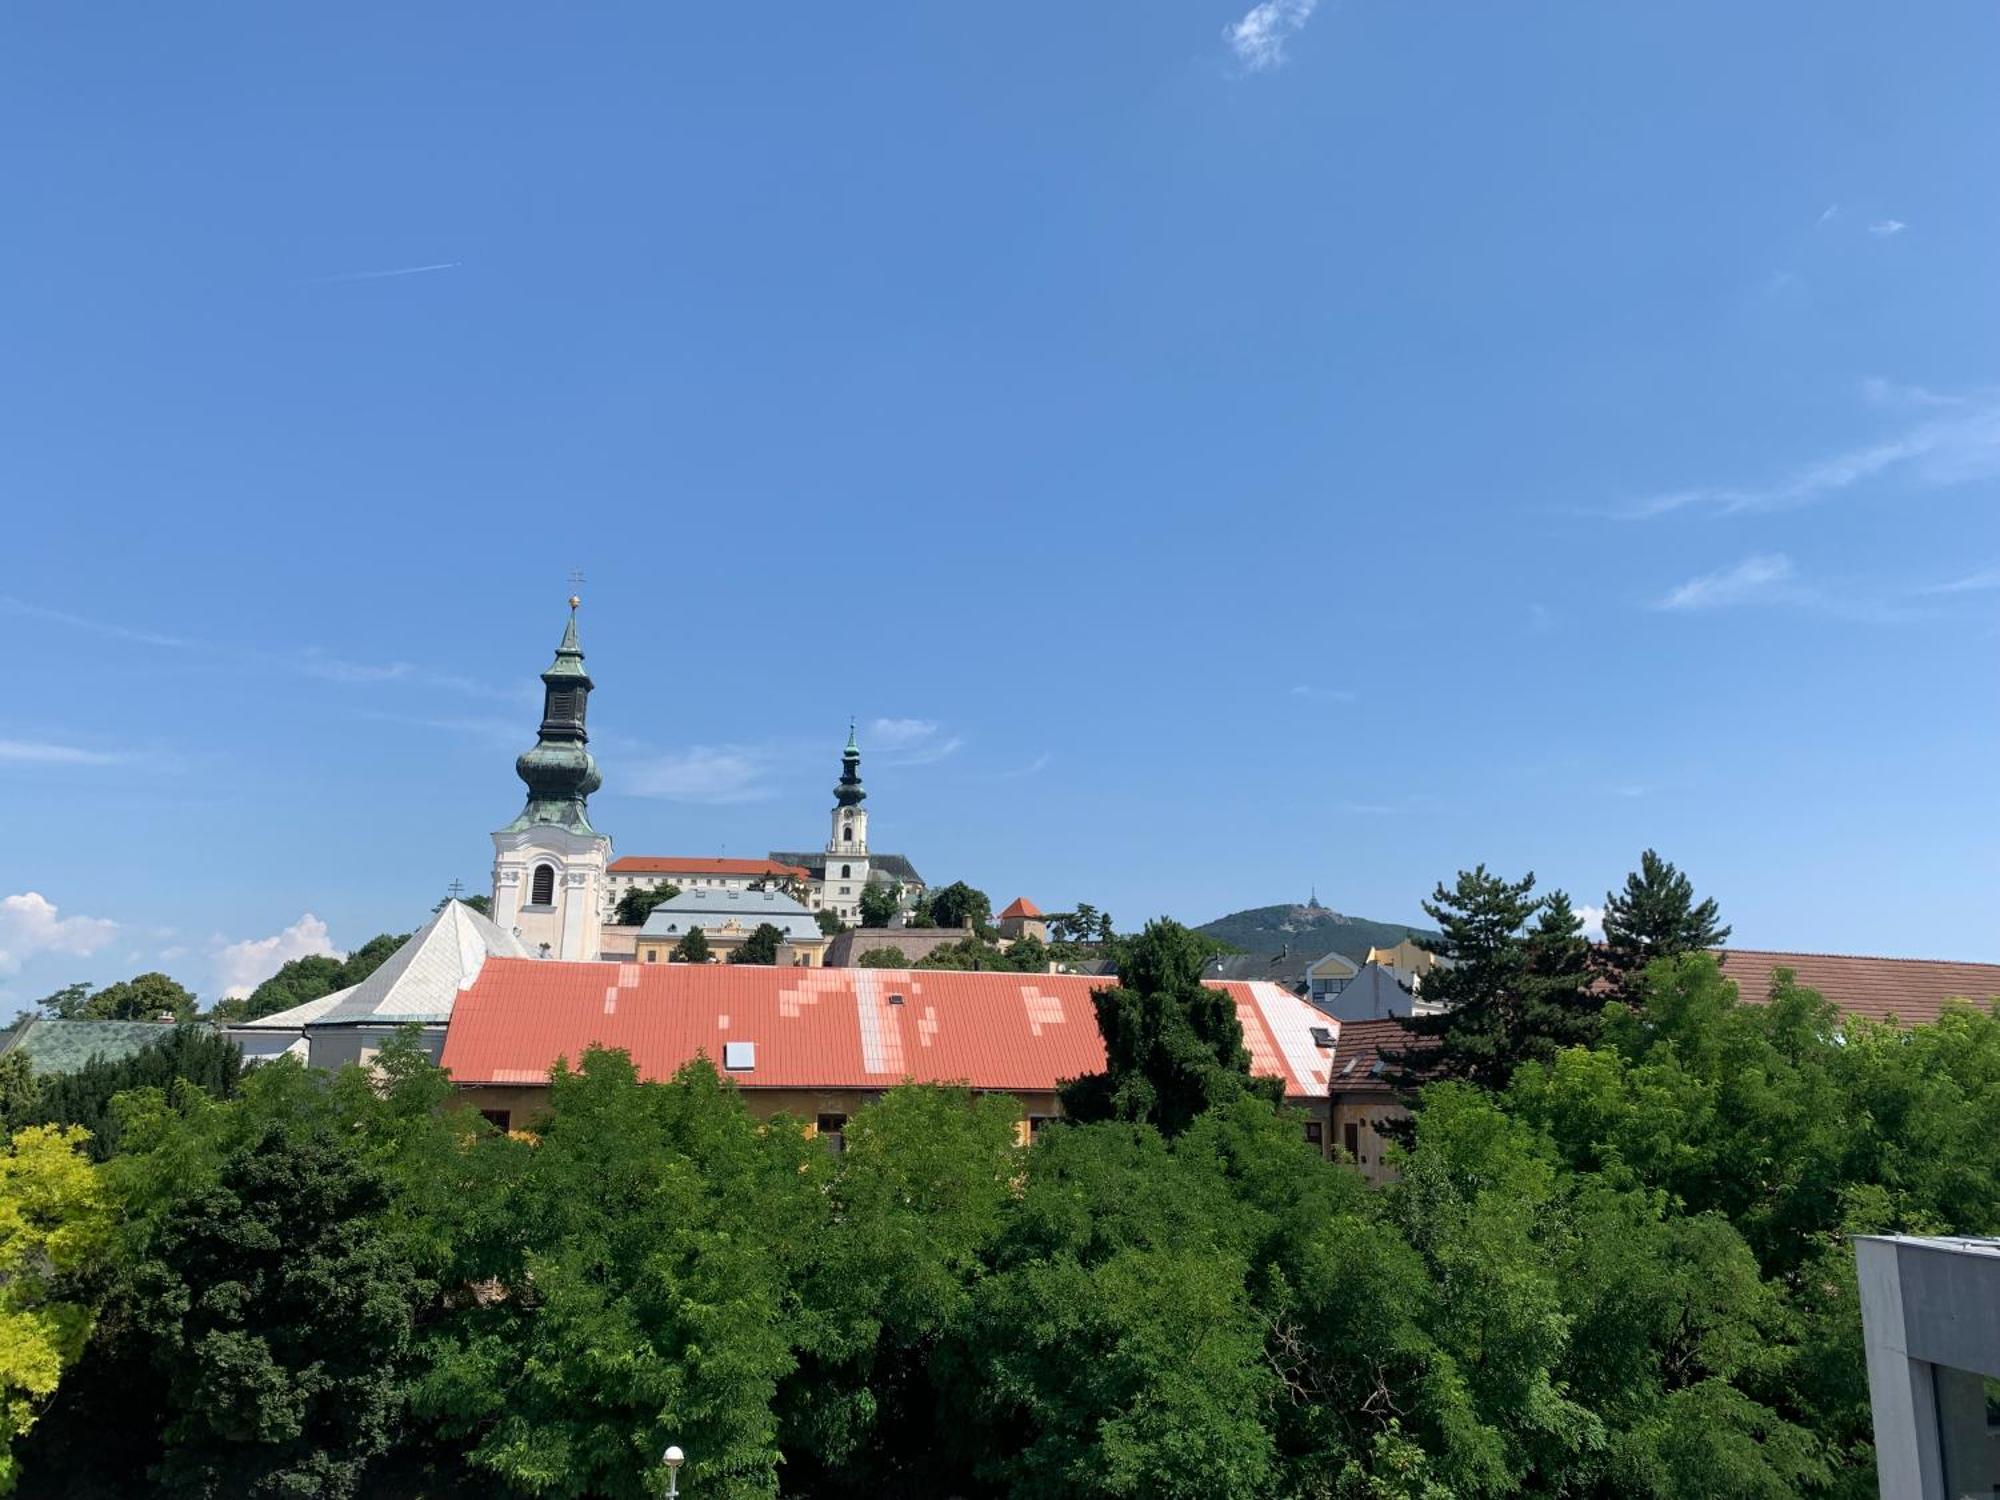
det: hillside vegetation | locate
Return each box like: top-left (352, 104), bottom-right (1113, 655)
top-left (1195, 901), bottom-right (1435, 961)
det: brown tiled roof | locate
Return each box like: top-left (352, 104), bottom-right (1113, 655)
top-left (1326, 1018), bottom-right (1422, 1095)
top-left (1717, 948), bottom-right (2000, 1028)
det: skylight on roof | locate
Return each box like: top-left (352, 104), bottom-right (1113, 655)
top-left (723, 1041), bottom-right (755, 1071)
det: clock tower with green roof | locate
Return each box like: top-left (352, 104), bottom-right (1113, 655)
top-left (489, 597), bottom-right (614, 959)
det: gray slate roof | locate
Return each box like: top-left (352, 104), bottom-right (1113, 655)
top-left (236, 901), bottom-right (527, 1031)
top-left (769, 851), bottom-right (925, 886)
top-left (639, 888), bottom-right (824, 943)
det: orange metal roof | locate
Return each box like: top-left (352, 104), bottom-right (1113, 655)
top-left (999, 897), bottom-right (1043, 919)
top-left (609, 856), bottom-right (812, 879)
top-left (440, 960), bottom-right (1333, 1099)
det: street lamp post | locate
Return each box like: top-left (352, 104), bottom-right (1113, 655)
top-left (662, 1444), bottom-right (685, 1499)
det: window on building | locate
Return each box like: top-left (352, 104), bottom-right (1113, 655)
top-left (816, 1113), bottom-right (848, 1153)
top-left (1304, 1120), bottom-right (1324, 1149)
top-left (530, 864), bottom-right (556, 906)
top-left (840, 864), bottom-right (851, 879)
top-left (480, 1109), bottom-right (511, 1132)
top-left (843, 824), bottom-right (853, 843)
top-left (1343, 1121), bottom-right (1360, 1160)
top-left (644, 950), bottom-right (657, 963)
top-left (1027, 1115), bottom-right (1058, 1136)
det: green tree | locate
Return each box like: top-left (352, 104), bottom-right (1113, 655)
top-left (125, 1103), bottom-right (419, 1497)
top-left (858, 881), bottom-right (901, 930)
top-left (925, 882), bottom-right (993, 935)
top-left (728, 923), bottom-right (785, 966)
top-left (1381, 866), bottom-right (1541, 1092)
top-left (856, 947), bottom-right (908, 969)
top-left (815, 909), bottom-right (847, 937)
top-left (431, 892), bottom-right (492, 918)
top-left (1599, 850), bottom-right (1731, 1003)
top-left (1049, 903), bottom-right (1115, 946)
top-left (612, 881), bottom-right (681, 926)
top-left (0, 1125), bottom-right (110, 1495)
top-left (80, 972), bottom-right (198, 1023)
top-left (1059, 919), bottom-right (1280, 1137)
top-left (412, 1052), bottom-right (800, 1499)
top-left (0, 1059), bottom-right (38, 1137)
top-left (13, 1027), bottom-right (240, 1161)
top-left (670, 927), bottom-right (711, 964)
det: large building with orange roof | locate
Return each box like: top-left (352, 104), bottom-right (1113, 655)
top-left (438, 960), bottom-right (1340, 1152)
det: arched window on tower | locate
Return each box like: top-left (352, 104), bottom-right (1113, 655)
top-left (841, 864), bottom-right (851, 879)
top-left (843, 823), bottom-right (853, 844)
top-left (530, 864), bottom-right (556, 907)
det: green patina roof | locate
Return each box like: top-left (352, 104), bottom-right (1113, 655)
top-left (1, 1018), bottom-right (206, 1076)
top-left (507, 601), bottom-right (601, 834)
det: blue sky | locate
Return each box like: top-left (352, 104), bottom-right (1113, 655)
top-left (3, 1), bottom-right (1997, 1007)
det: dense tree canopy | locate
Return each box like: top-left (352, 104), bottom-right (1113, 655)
top-left (10, 918), bottom-right (2000, 1497)
top-left (669, 928), bottom-right (711, 964)
top-left (611, 882), bottom-right (681, 926)
top-left (914, 882), bottom-right (992, 935)
top-left (857, 882), bottom-right (900, 930)
top-left (35, 973), bottom-right (198, 1024)
top-left (3, 1026), bottom-right (240, 1161)
top-left (728, 923), bottom-right (786, 966)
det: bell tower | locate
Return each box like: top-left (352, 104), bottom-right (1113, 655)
top-left (822, 723), bottom-right (871, 921)
top-left (490, 597), bottom-right (613, 959)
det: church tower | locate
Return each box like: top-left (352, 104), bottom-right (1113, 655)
top-left (822, 723), bottom-right (871, 921)
top-left (490, 597), bottom-right (612, 959)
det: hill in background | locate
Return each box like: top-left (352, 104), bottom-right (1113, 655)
top-left (1193, 902), bottom-right (1435, 963)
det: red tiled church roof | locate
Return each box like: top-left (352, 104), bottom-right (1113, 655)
top-left (609, 856), bottom-right (812, 880)
top-left (999, 897), bottom-right (1043, 920)
top-left (440, 961), bottom-right (1334, 1099)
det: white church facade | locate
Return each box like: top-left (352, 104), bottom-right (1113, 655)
top-left (487, 601), bottom-right (923, 954)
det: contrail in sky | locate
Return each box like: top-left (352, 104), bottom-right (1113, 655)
top-left (308, 261), bottom-right (461, 284)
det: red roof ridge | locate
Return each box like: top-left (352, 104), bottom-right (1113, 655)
top-left (999, 897), bottom-right (1043, 919)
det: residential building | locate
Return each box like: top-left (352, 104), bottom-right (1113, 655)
top-left (438, 963), bottom-right (1338, 1149)
top-left (1316, 961), bottom-right (1445, 1023)
top-left (1304, 951), bottom-right (1360, 1007)
top-left (997, 897), bottom-right (1046, 942)
top-left (228, 899), bottom-right (525, 1069)
top-left (1364, 939), bottom-right (1439, 993)
top-left (490, 599), bottom-right (611, 960)
top-left (634, 888), bottom-right (831, 967)
top-left (1204, 948), bottom-right (1317, 994)
top-left (1321, 1017), bottom-right (1414, 1186)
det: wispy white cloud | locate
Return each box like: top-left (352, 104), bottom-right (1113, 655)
top-left (308, 261), bottom-right (461, 284)
top-left (865, 718), bottom-right (965, 766)
top-left (1621, 384), bottom-right (2000, 519)
top-left (0, 893), bottom-right (120, 977)
top-left (1290, 684), bottom-right (1357, 702)
top-left (1224, 0), bottom-right (1318, 71)
top-left (623, 745), bottom-right (782, 805)
top-left (1814, 204), bottom-right (1840, 228)
top-left (1575, 903), bottom-right (1607, 941)
top-left (0, 596), bottom-right (189, 648)
top-left (0, 739), bottom-right (127, 766)
top-left (997, 753), bottom-right (1054, 779)
top-left (1921, 563), bottom-right (2000, 596)
top-left (1867, 219), bottom-right (1906, 237)
top-left (867, 717), bottom-right (940, 750)
top-left (1654, 554), bottom-right (1797, 612)
top-left (214, 914), bottom-right (343, 1000)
